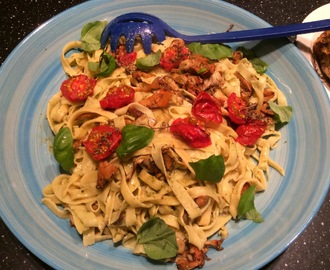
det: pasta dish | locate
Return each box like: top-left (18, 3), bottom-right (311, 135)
top-left (42, 20), bottom-right (292, 269)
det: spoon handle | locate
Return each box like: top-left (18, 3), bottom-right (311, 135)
top-left (179, 19), bottom-right (330, 43)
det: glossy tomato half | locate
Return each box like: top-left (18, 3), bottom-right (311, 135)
top-left (83, 125), bottom-right (121, 160)
top-left (60, 74), bottom-right (96, 103)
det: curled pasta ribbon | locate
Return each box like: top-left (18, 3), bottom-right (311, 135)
top-left (43, 36), bottom-right (288, 254)
top-left (60, 41), bottom-right (84, 77)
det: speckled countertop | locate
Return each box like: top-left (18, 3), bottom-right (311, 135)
top-left (0, 0), bottom-right (329, 269)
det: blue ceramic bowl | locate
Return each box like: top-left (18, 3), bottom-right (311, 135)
top-left (0, 0), bottom-right (329, 269)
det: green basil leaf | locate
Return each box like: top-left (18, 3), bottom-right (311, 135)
top-left (136, 50), bottom-right (161, 71)
top-left (188, 42), bottom-right (233, 60)
top-left (245, 208), bottom-right (264, 223)
top-left (249, 58), bottom-right (268, 74)
top-left (197, 67), bottom-right (208, 74)
top-left (116, 124), bottom-right (155, 160)
top-left (237, 185), bottom-right (256, 219)
top-left (137, 217), bottom-right (178, 260)
top-left (94, 51), bottom-right (117, 77)
top-left (236, 46), bottom-right (268, 74)
top-left (87, 61), bottom-right (99, 72)
top-left (236, 46), bottom-right (257, 59)
top-left (269, 101), bottom-right (293, 125)
top-left (189, 155), bottom-right (225, 183)
top-left (53, 127), bottom-right (74, 171)
top-left (237, 185), bottom-right (264, 223)
top-left (81, 21), bottom-right (107, 53)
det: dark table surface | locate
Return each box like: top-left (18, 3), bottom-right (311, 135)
top-left (0, 0), bottom-right (329, 269)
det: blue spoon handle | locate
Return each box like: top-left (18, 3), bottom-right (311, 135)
top-left (172, 19), bottom-right (330, 43)
top-left (101, 12), bottom-right (330, 53)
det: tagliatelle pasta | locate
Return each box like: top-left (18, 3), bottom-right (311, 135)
top-left (42, 27), bottom-right (291, 269)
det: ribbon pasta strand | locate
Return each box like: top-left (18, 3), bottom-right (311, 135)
top-left (42, 36), bottom-right (287, 266)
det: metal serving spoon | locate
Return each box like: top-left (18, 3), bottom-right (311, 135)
top-left (100, 12), bottom-right (330, 54)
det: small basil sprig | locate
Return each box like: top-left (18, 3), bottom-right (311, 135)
top-left (81, 20), bottom-right (107, 53)
top-left (137, 217), bottom-right (178, 260)
top-left (269, 101), bottom-right (293, 130)
top-left (136, 50), bottom-right (162, 72)
top-left (237, 185), bottom-right (264, 223)
top-left (189, 155), bottom-right (225, 183)
top-left (53, 127), bottom-right (74, 172)
top-left (249, 58), bottom-right (268, 74)
top-left (88, 51), bottom-right (117, 77)
top-left (188, 42), bottom-right (233, 60)
top-left (116, 124), bottom-right (155, 160)
top-left (236, 46), bottom-right (268, 74)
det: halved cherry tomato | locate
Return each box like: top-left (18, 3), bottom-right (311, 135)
top-left (83, 125), bottom-right (121, 160)
top-left (60, 74), bottom-right (96, 103)
top-left (170, 117), bottom-right (211, 148)
top-left (235, 120), bottom-right (266, 146)
top-left (100, 86), bottom-right (135, 110)
top-left (192, 92), bottom-right (222, 124)
top-left (115, 45), bottom-right (137, 67)
top-left (160, 40), bottom-right (190, 72)
top-left (118, 52), bottom-right (137, 67)
top-left (227, 92), bottom-right (248, 125)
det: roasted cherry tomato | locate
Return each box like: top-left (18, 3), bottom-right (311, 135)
top-left (115, 45), bottom-right (137, 67)
top-left (115, 45), bottom-right (137, 66)
top-left (235, 120), bottom-right (266, 146)
top-left (227, 92), bottom-right (248, 125)
top-left (100, 86), bottom-right (135, 110)
top-left (170, 117), bottom-right (211, 148)
top-left (60, 74), bottom-right (96, 103)
top-left (118, 52), bottom-right (137, 67)
top-left (160, 40), bottom-right (190, 72)
top-left (83, 125), bottom-right (121, 160)
top-left (192, 92), bottom-right (222, 124)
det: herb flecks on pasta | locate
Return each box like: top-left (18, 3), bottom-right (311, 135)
top-left (42, 20), bottom-right (292, 270)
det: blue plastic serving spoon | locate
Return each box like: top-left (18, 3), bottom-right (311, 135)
top-left (100, 12), bottom-right (330, 54)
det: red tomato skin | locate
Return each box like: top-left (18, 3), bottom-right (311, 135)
top-left (100, 86), bottom-right (135, 110)
top-left (160, 44), bottom-right (190, 72)
top-left (235, 121), bottom-right (267, 146)
top-left (118, 52), bottom-right (137, 67)
top-left (60, 74), bottom-right (96, 103)
top-left (227, 92), bottom-right (248, 125)
top-left (115, 45), bottom-right (137, 67)
top-left (170, 118), bottom-right (212, 148)
top-left (192, 92), bottom-right (222, 124)
top-left (83, 125), bottom-right (121, 160)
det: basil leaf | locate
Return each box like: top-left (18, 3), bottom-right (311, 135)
top-left (53, 127), bottom-right (74, 171)
top-left (81, 21), bottom-right (107, 53)
top-left (269, 101), bottom-right (293, 124)
top-left (249, 58), bottom-right (268, 74)
top-left (236, 46), bottom-right (268, 74)
top-left (236, 46), bottom-right (257, 59)
top-left (189, 155), bottom-right (225, 183)
top-left (137, 217), bottom-right (178, 260)
top-left (94, 51), bottom-right (117, 77)
top-left (87, 61), bottom-right (99, 72)
top-left (197, 67), bottom-right (208, 74)
top-left (237, 185), bottom-right (263, 223)
top-left (136, 50), bottom-right (161, 72)
top-left (237, 185), bottom-right (256, 218)
top-left (188, 42), bottom-right (233, 60)
top-left (245, 208), bottom-right (264, 223)
top-left (116, 124), bottom-right (155, 160)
